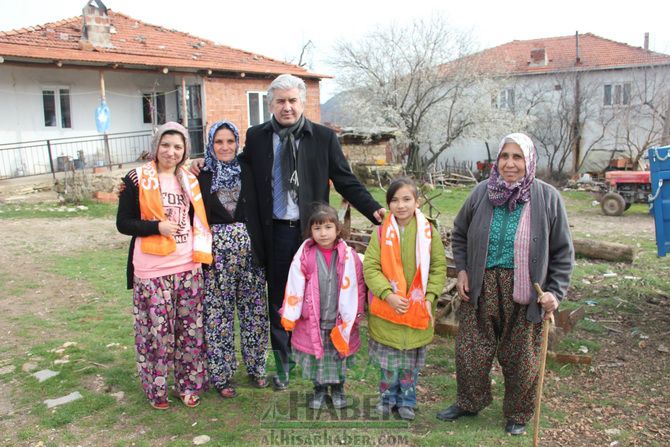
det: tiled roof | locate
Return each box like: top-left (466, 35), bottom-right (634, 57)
top-left (0, 11), bottom-right (326, 78)
top-left (458, 33), bottom-right (670, 76)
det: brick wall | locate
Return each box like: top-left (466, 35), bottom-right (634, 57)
top-left (203, 77), bottom-right (321, 146)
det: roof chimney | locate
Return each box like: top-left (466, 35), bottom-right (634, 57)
top-left (81, 0), bottom-right (113, 49)
top-left (575, 31), bottom-right (580, 64)
top-left (529, 48), bottom-right (547, 66)
top-left (644, 32), bottom-right (649, 50)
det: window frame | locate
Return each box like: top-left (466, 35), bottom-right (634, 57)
top-left (142, 91), bottom-right (167, 125)
top-left (42, 86), bottom-right (72, 129)
top-left (492, 87), bottom-right (515, 111)
top-left (247, 91), bottom-right (270, 127)
top-left (603, 82), bottom-right (632, 107)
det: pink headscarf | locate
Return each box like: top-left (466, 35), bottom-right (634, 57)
top-left (487, 133), bottom-right (537, 210)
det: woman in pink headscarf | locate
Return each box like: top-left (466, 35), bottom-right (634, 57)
top-left (436, 133), bottom-right (574, 435)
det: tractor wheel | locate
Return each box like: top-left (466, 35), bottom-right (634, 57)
top-left (601, 192), bottom-right (626, 216)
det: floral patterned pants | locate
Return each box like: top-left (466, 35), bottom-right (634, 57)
top-left (204, 223), bottom-right (268, 390)
top-left (455, 268), bottom-right (543, 423)
top-left (133, 268), bottom-right (208, 405)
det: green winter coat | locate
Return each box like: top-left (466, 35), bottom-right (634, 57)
top-left (363, 216), bottom-right (447, 350)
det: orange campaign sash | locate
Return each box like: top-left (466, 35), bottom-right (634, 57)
top-left (137, 161), bottom-right (212, 264)
top-left (369, 209), bottom-right (432, 329)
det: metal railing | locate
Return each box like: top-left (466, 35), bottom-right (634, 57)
top-left (0, 126), bottom-right (205, 180)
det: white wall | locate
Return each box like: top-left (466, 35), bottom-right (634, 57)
top-left (0, 65), bottom-right (195, 176)
top-left (431, 65), bottom-right (670, 175)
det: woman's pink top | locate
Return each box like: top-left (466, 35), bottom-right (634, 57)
top-left (133, 173), bottom-right (199, 279)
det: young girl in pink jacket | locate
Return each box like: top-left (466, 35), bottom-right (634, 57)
top-left (280, 203), bottom-right (366, 410)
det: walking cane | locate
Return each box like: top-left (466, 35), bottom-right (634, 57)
top-left (532, 283), bottom-right (554, 447)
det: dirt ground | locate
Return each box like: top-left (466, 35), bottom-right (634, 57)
top-left (0, 182), bottom-right (668, 445)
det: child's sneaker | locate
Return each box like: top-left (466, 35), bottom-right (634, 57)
top-left (309, 384), bottom-right (328, 410)
top-left (330, 383), bottom-right (347, 409)
top-left (398, 406), bottom-right (415, 420)
top-left (375, 401), bottom-right (393, 416)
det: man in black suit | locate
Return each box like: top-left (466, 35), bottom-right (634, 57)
top-left (241, 74), bottom-right (385, 390)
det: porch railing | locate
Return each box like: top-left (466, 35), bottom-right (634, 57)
top-left (0, 126), bottom-right (204, 180)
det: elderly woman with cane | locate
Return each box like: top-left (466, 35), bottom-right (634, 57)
top-left (435, 133), bottom-right (574, 435)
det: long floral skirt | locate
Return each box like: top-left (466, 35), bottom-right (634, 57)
top-left (204, 223), bottom-right (268, 390)
top-left (133, 268), bottom-right (208, 405)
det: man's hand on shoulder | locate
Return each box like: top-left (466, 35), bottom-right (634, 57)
top-left (373, 208), bottom-right (386, 224)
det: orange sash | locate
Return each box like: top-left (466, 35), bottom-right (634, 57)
top-left (369, 210), bottom-right (432, 329)
top-left (137, 161), bottom-right (212, 264)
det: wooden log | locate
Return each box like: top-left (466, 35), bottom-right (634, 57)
top-left (547, 352), bottom-right (592, 365)
top-left (444, 278), bottom-right (457, 294)
top-left (435, 321), bottom-right (458, 337)
top-left (573, 238), bottom-right (635, 263)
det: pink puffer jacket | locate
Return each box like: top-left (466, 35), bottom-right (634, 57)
top-left (284, 238), bottom-right (366, 359)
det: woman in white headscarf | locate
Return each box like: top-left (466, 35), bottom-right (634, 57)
top-left (436, 133), bottom-right (574, 435)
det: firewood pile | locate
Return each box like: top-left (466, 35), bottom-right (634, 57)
top-left (428, 171), bottom-right (478, 188)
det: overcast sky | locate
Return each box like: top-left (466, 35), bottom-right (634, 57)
top-left (2, 0), bottom-right (669, 102)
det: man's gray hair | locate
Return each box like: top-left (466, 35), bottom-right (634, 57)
top-left (268, 74), bottom-right (307, 104)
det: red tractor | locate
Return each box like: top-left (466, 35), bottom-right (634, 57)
top-left (600, 170), bottom-right (651, 216)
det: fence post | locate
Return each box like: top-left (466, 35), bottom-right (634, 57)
top-left (46, 139), bottom-right (56, 180)
top-left (103, 133), bottom-right (112, 171)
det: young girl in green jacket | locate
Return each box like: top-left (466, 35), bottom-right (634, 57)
top-left (363, 178), bottom-right (446, 420)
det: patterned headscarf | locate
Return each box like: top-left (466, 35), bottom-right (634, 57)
top-left (149, 121), bottom-right (191, 167)
top-left (204, 120), bottom-right (241, 193)
top-left (487, 132), bottom-right (537, 210)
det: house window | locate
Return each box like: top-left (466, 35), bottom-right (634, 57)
top-left (604, 82), bottom-right (631, 106)
top-left (142, 92), bottom-right (166, 125)
top-left (42, 87), bottom-right (72, 128)
top-left (493, 88), bottom-right (515, 110)
top-left (247, 92), bottom-right (271, 126)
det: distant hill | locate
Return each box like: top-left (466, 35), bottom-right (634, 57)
top-left (320, 90), bottom-right (358, 126)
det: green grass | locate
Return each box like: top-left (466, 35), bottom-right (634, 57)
top-left (0, 200), bottom-right (117, 219)
top-left (331, 185), bottom-right (473, 230)
top-left (2, 185), bottom-right (664, 446)
top-left (2, 241), bottom-right (535, 446)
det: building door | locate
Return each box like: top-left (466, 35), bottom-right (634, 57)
top-left (177, 85), bottom-right (204, 156)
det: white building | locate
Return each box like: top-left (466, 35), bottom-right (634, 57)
top-left (440, 33), bottom-right (670, 175)
top-left (0, 1), bottom-right (325, 178)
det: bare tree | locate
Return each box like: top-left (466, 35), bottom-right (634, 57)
top-left (604, 68), bottom-right (670, 167)
top-left (330, 15), bottom-right (483, 174)
top-left (285, 40), bottom-right (315, 70)
top-left (515, 73), bottom-right (607, 177)
top-left (297, 40), bottom-right (314, 68)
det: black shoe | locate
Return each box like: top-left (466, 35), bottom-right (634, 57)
top-left (330, 384), bottom-right (347, 409)
top-left (272, 375), bottom-right (289, 391)
top-left (436, 404), bottom-right (478, 421)
top-left (309, 385), bottom-right (328, 410)
top-left (505, 420), bottom-right (526, 436)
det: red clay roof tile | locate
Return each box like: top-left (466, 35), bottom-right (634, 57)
top-left (0, 10), bottom-right (327, 78)
top-left (457, 33), bottom-right (670, 75)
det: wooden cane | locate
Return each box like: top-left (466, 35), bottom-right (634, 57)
top-left (532, 283), bottom-right (554, 447)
